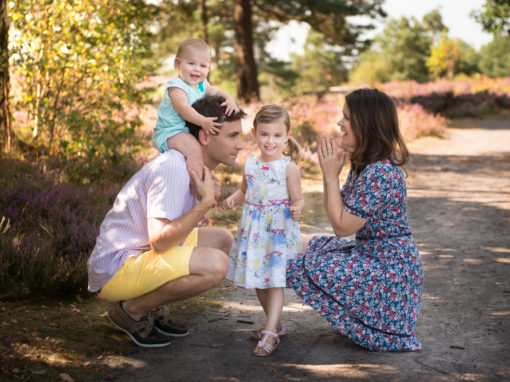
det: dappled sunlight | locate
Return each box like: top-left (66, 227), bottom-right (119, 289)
top-left (463, 258), bottom-right (484, 265)
top-left (490, 311), bottom-right (509, 316)
top-left (422, 293), bottom-right (443, 302)
top-left (495, 257), bottom-right (510, 264)
top-left (484, 247), bottom-right (510, 253)
top-left (222, 300), bottom-right (314, 313)
top-left (279, 362), bottom-right (397, 379)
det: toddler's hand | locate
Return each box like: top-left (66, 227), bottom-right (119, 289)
top-left (201, 116), bottom-right (222, 135)
top-left (221, 96), bottom-right (239, 116)
top-left (220, 197), bottom-right (235, 212)
top-left (290, 204), bottom-right (304, 222)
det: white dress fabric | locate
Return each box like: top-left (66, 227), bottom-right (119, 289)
top-left (226, 154), bottom-right (302, 289)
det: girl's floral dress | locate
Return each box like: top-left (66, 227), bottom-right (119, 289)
top-left (287, 160), bottom-right (424, 351)
top-left (227, 154), bottom-right (302, 289)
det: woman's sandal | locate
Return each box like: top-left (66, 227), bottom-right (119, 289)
top-left (249, 325), bottom-right (287, 341)
top-left (252, 330), bottom-right (280, 357)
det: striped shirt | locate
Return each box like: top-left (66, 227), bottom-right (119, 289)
top-left (87, 150), bottom-right (195, 292)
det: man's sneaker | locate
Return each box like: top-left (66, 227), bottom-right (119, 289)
top-left (107, 302), bottom-right (172, 348)
top-left (151, 305), bottom-right (189, 337)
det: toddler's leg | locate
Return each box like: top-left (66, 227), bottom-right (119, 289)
top-left (166, 132), bottom-right (204, 179)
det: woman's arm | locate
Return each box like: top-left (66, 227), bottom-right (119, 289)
top-left (319, 137), bottom-right (366, 237)
top-left (286, 162), bottom-right (305, 221)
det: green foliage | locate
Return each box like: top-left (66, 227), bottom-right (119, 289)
top-left (472, 0), bottom-right (510, 35)
top-left (10, 0), bottom-right (154, 167)
top-left (454, 40), bottom-right (481, 76)
top-left (154, 0), bottom-right (386, 100)
top-left (290, 29), bottom-right (348, 94)
top-left (349, 49), bottom-right (392, 84)
top-left (376, 15), bottom-right (433, 82)
top-left (350, 10), bottom-right (447, 83)
top-left (426, 30), bottom-right (459, 79)
top-left (479, 34), bottom-right (510, 77)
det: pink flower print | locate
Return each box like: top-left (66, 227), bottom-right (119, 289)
top-left (261, 165), bottom-right (269, 170)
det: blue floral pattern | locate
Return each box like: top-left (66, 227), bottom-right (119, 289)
top-left (287, 160), bottom-right (423, 351)
top-left (227, 154), bottom-right (302, 289)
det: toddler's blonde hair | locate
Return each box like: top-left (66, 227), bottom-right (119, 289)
top-left (176, 38), bottom-right (210, 59)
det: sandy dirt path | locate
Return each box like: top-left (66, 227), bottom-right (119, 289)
top-left (112, 116), bottom-right (510, 382)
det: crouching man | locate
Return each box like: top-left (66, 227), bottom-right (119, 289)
top-left (87, 96), bottom-right (245, 347)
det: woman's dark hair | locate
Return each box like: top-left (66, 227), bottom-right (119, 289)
top-left (345, 88), bottom-right (409, 174)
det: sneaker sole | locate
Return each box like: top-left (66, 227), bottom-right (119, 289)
top-left (155, 326), bottom-right (190, 338)
top-left (107, 314), bottom-right (171, 348)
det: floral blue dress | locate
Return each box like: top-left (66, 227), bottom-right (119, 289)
top-left (227, 154), bottom-right (302, 289)
top-left (287, 160), bottom-right (423, 351)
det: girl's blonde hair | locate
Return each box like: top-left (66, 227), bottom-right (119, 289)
top-left (253, 105), bottom-right (301, 162)
top-left (176, 38), bottom-right (210, 59)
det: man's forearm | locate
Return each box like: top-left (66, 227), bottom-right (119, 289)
top-left (149, 200), bottom-right (212, 253)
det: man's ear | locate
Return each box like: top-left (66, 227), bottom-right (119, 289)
top-left (198, 129), bottom-right (210, 146)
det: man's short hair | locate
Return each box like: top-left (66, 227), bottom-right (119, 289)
top-left (187, 96), bottom-right (246, 140)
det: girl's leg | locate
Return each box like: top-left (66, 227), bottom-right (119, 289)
top-left (253, 287), bottom-right (284, 355)
top-left (256, 288), bottom-right (283, 331)
top-left (263, 287), bottom-right (284, 334)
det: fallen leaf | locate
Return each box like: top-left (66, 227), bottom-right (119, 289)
top-left (32, 369), bottom-right (47, 376)
top-left (59, 373), bottom-right (74, 382)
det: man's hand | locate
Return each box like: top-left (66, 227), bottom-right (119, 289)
top-left (190, 166), bottom-right (216, 208)
top-left (211, 173), bottom-right (222, 201)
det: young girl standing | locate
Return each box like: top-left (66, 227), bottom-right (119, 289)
top-left (221, 105), bottom-right (304, 357)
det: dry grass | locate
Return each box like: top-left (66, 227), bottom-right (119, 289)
top-left (0, 284), bottom-right (229, 381)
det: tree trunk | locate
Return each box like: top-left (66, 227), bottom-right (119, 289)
top-left (233, 0), bottom-right (259, 103)
top-left (198, 0), bottom-right (208, 43)
top-left (0, 0), bottom-right (11, 153)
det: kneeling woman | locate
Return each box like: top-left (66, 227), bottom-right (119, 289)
top-left (287, 88), bottom-right (423, 351)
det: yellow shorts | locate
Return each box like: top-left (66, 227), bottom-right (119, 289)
top-left (99, 228), bottom-right (198, 302)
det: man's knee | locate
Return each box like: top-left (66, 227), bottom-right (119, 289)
top-left (209, 249), bottom-right (229, 284)
top-left (218, 228), bottom-right (233, 254)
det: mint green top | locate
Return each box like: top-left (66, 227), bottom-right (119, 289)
top-left (153, 77), bottom-right (208, 152)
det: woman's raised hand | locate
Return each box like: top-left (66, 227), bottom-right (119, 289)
top-left (318, 137), bottom-right (346, 181)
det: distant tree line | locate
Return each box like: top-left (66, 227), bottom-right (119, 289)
top-left (1, 0), bottom-right (509, 155)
